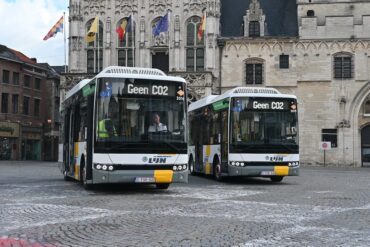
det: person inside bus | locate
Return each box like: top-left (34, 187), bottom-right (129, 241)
top-left (97, 112), bottom-right (118, 138)
top-left (148, 113), bottom-right (167, 132)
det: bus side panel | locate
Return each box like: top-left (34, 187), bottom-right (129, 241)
top-left (202, 144), bottom-right (221, 175)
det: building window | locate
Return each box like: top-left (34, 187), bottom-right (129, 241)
top-left (24, 75), bottom-right (31, 88)
top-left (186, 16), bottom-right (205, 72)
top-left (322, 129), bottom-right (337, 148)
top-left (364, 100), bottom-right (370, 116)
top-left (12, 94), bottom-right (18, 114)
top-left (2, 70), bottom-right (10, 83)
top-left (117, 18), bottom-right (135, 67)
top-left (23, 96), bottom-right (30, 115)
top-left (34, 98), bottom-right (40, 117)
top-left (1, 93), bottom-right (8, 113)
top-left (334, 53), bottom-right (353, 79)
top-left (307, 10), bottom-right (315, 17)
top-left (86, 19), bottom-right (103, 73)
top-left (249, 21), bottom-right (260, 37)
top-left (245, 59), bottom-right (264, 85)
top-left (13, 72), bottom-right (19, 85)
top-left (279, 55), bottom-right (289, 69)
top-left (34, 78), bottom-right (41, 90)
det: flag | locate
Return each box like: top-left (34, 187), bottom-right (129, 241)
top-left (85, 16), bottom-right (99, 43)
top-left (197, 13), bottom-right (206, 41)
top-left (116, 16), bottom-right (131, 42)
top-left (152, 13), bottom-right (169, 37)
top-left (43, 16), bottom-right (64, 41)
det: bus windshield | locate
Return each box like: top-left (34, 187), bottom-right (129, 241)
top-left (230, 97), bottom-right (298, 153)
top-left (95, 78), bottom-right (186, 153)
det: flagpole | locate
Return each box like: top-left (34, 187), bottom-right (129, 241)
top-left (93, 33), bottom-right (96, 73)
top-left (97, 23), bottom-right (100, 72)
top-left (132, 14), bottom-right (135, 67)
top-left (63, 12), bottom-right (67, 73)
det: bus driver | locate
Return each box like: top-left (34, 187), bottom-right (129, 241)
top-left (148, 113), bottom-right (167, 132)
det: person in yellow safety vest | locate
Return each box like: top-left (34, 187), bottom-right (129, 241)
top-left (98, 118), bottom-right (117, 138)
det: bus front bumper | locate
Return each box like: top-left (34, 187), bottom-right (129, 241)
top-left (227, 165), bottom-right (299, 177)
top-left (91, 169), bottom-right (188, 184)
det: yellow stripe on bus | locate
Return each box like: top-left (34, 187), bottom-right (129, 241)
top-left (205, 145), bottom-right (212, 175)
top-left (154, 170), bottom-right (173, 183)
top-left (274, 166), bottom-right (289, 176)
top-left (74, 143), bottom-right (79, 179)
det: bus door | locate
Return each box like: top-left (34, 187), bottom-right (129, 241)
top-left (221, 110), bottom-right (229, 170)
top-left (195, 115), bottom-right (203, 172)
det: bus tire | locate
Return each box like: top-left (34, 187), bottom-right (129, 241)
top-left (270, 176), bottom-right (284, 182)
top-left (80, 159), bottom-right (93, 190)
top-left (189, 157), bottom-right (196, 176)
top-left (156, 183), bottom-right (170, 189)
top-left (213, 159), bottom-right (223, 181)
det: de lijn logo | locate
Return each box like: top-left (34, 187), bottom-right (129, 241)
top-left (143, 156), bottom-right (171, 164)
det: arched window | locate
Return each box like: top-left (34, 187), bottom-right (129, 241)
top-left (333, 53), bottom-right (354, 79)
top-left (245, 58), bottom-right (264, 85)
top-left (117, 17), bottom-right (135, 67)
top-left (186, 16), bottom-right (205, 72)
top-left (364, 99), bottom-right (370, 116)
top-left (86, 19), bottom-right (103, 73)
top-left (249, 21), bottom-right (260, 37)
top-left (307, 10), bottom-right (315, 17)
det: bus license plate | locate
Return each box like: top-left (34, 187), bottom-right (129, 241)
top-left (135, 177), bottom-right (155, 183)
top-left (261, 171), bottom-right (275, 176)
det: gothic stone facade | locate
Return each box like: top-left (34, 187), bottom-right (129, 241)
top-left (65, 0), bottom-right (221, 102)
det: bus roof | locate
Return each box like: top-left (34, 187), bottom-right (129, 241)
top-left (188, 87), bottom-right (297, 112)
top-left (63, 66), bottom-right (186, 102)
top-left (96, 66), bottom-right (186, 83)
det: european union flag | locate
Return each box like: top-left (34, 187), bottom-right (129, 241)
top-left (152, 13), bottom-right (169, 37)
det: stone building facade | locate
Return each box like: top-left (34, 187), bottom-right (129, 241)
top-left (65, 0), bottom-right (370, 167)
top-left (220, 0), bottom-right (370, 167)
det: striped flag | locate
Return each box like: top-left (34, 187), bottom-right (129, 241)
top-left (43, 16), bottom-right (64, 41)
top-left (197, 13), bottom-right (206, 41)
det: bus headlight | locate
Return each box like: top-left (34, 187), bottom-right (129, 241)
top-left (236, 162), bottom-right (240, 167)
top-left (108, 166), bottom-right (114, 171)
top-left (96, 164), bottom-right (102, 170)
top-left (182, 165), bottom-right (187, 170)
top-left (173, 166), bottom-right (177, 171)
top-left (102, 165), bottom-right (107, 170)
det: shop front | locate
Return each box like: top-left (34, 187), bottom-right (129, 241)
top-left (0, 122), bottom-right (20, 160)
top-left (21, 128), bottom-right (42, 160)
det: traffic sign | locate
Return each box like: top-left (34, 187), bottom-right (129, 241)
top-left (320, 141), bottom-right (331, 150)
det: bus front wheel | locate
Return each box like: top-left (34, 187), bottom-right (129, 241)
top-left (80, 160), bottom-right (93, 190)
top-left (189, 157), bottom-right (196, 176)
top-left (270, 176), bottom-right (284, 182)
top-left (156, 183), bottom-right (170, 189)
top-left (213, 160), bottom-right (223, 181)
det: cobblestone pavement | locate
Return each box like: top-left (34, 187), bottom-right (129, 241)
top-left (0, 161), bottom-right (370, 247)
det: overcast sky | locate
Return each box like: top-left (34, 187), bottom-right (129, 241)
top-left (0, 0), bottom-right (69, 66)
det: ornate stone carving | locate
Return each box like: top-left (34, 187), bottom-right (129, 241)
top-left (114, 0), bottom-right (138, 16)
top-left (184, 0), bottom-right (207, 14)
top-left (149, 0), bottom-right (172, 14)
top-left (83, 0), bottom-right (106, 16)
top-left (206, 0), bottom-right (220, 17)
top-left (152, 32), bottom-right (169, 47)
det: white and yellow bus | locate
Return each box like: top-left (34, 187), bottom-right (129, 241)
top-left (188, 87), bottom-right (299, 182)
top-left (59, 66), bottom-right (188, 189)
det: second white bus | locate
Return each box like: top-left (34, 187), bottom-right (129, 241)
top-left (188, 87), bottom-right (299, 182)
